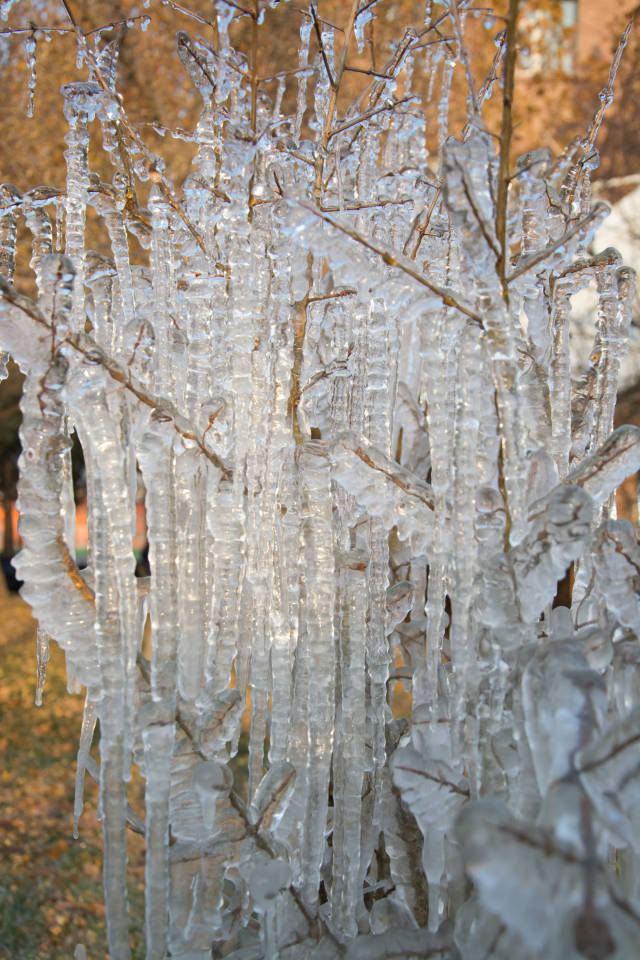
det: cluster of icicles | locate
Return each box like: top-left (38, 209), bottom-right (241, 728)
top-left (2, 3), bottom-right (640, 958)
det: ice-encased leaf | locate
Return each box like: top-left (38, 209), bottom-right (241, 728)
top-left (239, 854), bottom-right (291, 911)
top-left (577, 520), bottom-right (640, 635)
top-left (576, 705), bottom-right (640, 849)
top-left (522, 641), bottom-right (606, 795)
top-left (565, 425), bottom-right (640, 504)
top-left (385, 580), bottom-right (414, 636)
top-left (456, 799), bottom-right (584, 954)
top-left (391, 746), bottom-right (469, 834)
top-left (514, 484), bottom-right (592, 623)
top-left (331, 432), bottom-right (434, 549)
top-left (248, 761), bottom-right (296, 831)
top-left (192, 687), bottom-right (244, 754)
top-left (192, 758), bottom-right (233, 833)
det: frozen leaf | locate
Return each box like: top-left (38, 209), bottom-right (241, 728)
top-left (192, 759), bottom-right (233, 834)
top-left (331, 432), bottom-right (434, 549)
top-left (576, 705), bottom-right (640, 849)
top-left (523, 641), bottom-right (606, 795)
top-left (248, 761), bottom-right (296, 831)
top-left (565, 425), bottom-right (640, 505)
top-left (456, 800), bottom-right (584, 954)
top-left (392, 746), bottom-right (469, 835)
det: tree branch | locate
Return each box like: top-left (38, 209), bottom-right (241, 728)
top-left (496, 0), bottom-right (519, 303)
top-left (298, 201), bottom-right (484, 327)
top-left (0, 278), bottom-right (233, 480)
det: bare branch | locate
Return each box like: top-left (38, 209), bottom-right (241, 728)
top-left (61, 0), bottom-right (212, 259)
top-left (507, 203), bottom-right (609, 283)
top-left (310, 4), bottom-right (336, 89)
top-left (0, 278), bottom-right (233, 480)
top-left (495, 0), bottom-right (519, 303)
top-left (327, 95), bottom-right (415, 141)
top-left (393, 764), bottom-right (470, 798)
top-left (298, 201), bottom-right (483, 327)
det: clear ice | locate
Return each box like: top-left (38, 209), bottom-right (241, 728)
top-left (1, 2), bottom-right (639, 958)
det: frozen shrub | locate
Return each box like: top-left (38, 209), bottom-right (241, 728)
top-left (1, 2), bottom-right (640, 958)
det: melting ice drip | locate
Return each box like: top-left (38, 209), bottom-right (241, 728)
top-left (1, 3), bottom-right (640, 958)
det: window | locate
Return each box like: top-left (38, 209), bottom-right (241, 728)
top-left (519, 0), bottom-right (578, 76)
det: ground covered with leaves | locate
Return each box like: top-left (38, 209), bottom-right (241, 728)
top-left (0, 588), bottom-right (145, 959)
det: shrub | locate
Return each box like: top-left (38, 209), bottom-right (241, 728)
top-left (1, 2), bottom-right (640, 957)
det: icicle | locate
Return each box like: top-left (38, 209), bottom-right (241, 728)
top-left (294, 18), bottom-right (313, 142)
top-left (3, 257), bottom-right (99, 699)
top-left (74, 355), bottom-right (139, 960)
top-left (85, 251), bottom-right (116, 349)
top-left (175, 446), bottom-right (207, 705)
top-left (139, 702), bottom-right (175, 960)
top-left (22, 188), bottom-right (57, 294)
top-left (35, 625), bottom-right (50, 706)
top-left (295, 442), bottom-right (335, 910)
top-left (62, 83), bottom-right (104, 335)
top-left (89, 193), bottom-right (136, 360)
top-left (214, 4), bottom-right (235, 104)
top-left (437, 57), bottom-right (455, 153)
top-left (269, 458), bottom-right (300, 764)
top-left (24, 29), bottom-right (36, 118)
top-left (332, 548), bottom-right (368, 937)
top-left (313, 26), bottom-right (334, 134)
top-left (74, 695), bottom-right (97, 838)
top-left (0, 182), bottom-right (20, 383)
top-left (148, 186), bottom-right (174, 398)
top-left (587, 255), bottom-right (634, 457)
top-left (138, 419), bottom-right (179, 704)
top-left (449, 329), bottom-right (482, 739)
top-left (549, 284), bottom-right (573, 476)
top-left (0, 182), bottom-right (20, 281)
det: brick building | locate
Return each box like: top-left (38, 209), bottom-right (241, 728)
top-left (575, 0), bottom-right (632, 65)
top-left (519, 0), bottom-right (632, 75)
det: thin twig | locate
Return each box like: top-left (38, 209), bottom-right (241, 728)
top-left (406, 186), bottom-right (441, 260)
top-left (292, 5), bottom-right (344, 32)
top-left (310, 4), bottom-right (336, 89)
top-left (314, 0), bottom-right (361, 200)
top-left (298, 201), bottom-right (483, 327)
top-left (0, 279), bottom-right (233, 480)
top-left (343, 64), bottom-right (391, 79)
top-left (321, 198), bottom-right (413, 211)
top-left (327, 95), bottom-right (415, 141)
top-left (161, 0), bottom-right (217, 30)
top-left (507, 203), bottom-right (608, 283)
top-left (461, 28), bottom-right (506, 141)
top-left (61, 0), bottom-right (211, 259)
top-left (393, 764), bottom-right (470, 798)
top-left (495, 0), bottom-right (519, 303)
top-left (56, 535), bottom-right (96, 606)
top-left (566, 15), bottom-right (635, 213)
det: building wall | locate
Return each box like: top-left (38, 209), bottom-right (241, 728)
top-left (577, 0), bottom-right (631, 64)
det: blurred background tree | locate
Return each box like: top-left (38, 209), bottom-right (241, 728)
top-left (1, 1), bottom-right (636, 206)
